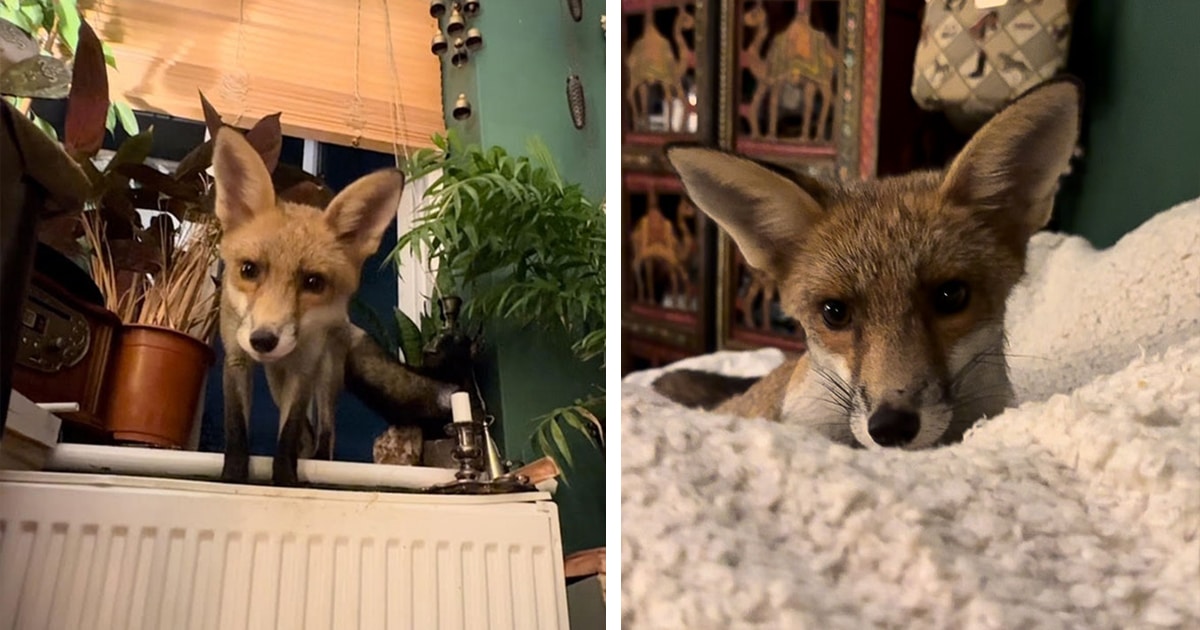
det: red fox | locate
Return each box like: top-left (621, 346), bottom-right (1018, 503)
top-left (211, 128), bottom-right (458, 485)
top-left (654, 78), bottom-right (1082, 449)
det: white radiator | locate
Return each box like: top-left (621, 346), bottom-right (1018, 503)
top-left (0, 471), bottom-right (569, 630)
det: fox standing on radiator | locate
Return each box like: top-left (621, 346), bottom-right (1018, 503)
top-left (211, 128), bottom-right (458, 485)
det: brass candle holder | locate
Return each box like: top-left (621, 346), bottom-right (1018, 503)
top-left (428, 394), bottom-right (535, 495)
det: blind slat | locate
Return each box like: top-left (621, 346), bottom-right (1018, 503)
top-left (86, 0), bottom-right (444, 156)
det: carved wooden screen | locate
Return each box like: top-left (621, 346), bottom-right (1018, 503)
top-left (715, 0), bottom-right (882, 351)
top-left (621, 0), bottom-right (716, 171)
top-left (621, 172), bottom-right (712, 370)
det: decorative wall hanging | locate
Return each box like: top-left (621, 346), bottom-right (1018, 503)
top-left (452, 93), bottom-right (472, 120)
top-left (430, 1), bottom-right (483, 68)
top-left (567, 74), bottom-right (587, 129)
top-left (911, 0), bottom-right (1075, 131)
top-left (430, 1), bottom-right (481, 122)
top-left (559, 0), bottom-right (590, 132)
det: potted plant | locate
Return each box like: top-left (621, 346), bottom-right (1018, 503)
top-left (14, 13), bottom-right (327, 448)
top-left (390, 130), bottom-right (606, 470)
top-left (86, 92), bottom-right (331, 448)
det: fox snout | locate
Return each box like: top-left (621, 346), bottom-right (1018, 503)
top-left (238, 320), bottom-right (298, 363)
top-left (849, 382), bottom-right (954, 450)
top-left (867, 405), bottom-right (921, 447)
top-left (249, 329), bottom-right (282, 354)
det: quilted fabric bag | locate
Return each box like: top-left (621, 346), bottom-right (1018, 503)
top-left (912, 0), bottom-right (1075, 125)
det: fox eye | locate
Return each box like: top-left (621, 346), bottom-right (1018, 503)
top-left (302, 273), bottom-right (326, 293)
top-left (933, 280), bottom-right (970, 314)
top-left (239, 261), bottom-right (259, 280)
top-left (821, 300), bottom-right (851, 330)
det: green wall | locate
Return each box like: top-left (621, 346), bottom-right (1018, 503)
top-left (443, 4), bottom-right (606, 199)
top-left (1056, 0), bottom-right (1200, 247)
top-left (438, 4), bottom-right (607, 555)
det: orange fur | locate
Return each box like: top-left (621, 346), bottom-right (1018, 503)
top-left (666, 78), bottom-right (1083, 449)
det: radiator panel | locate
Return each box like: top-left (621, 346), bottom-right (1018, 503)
top-left (0, 472), bottom-right (568, 630)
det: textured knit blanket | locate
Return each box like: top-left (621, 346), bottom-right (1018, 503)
top-left (621, 197), bottom-right (1200, 629)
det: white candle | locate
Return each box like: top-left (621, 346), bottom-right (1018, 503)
top-left (451, 392), bottom-right (473, 423)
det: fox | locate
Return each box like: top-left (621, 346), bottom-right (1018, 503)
top-left (211, 128), bottom-right (460, 486)
top-left (653, 77), bottom-right (1082, 449)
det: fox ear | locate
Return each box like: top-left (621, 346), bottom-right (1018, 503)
top-left (666, 146), bottom-right (824, 279)
top-left (212, 127), bottom-right (277, 232)
top-left (324, 169), bottom-right (405, 261)
top-left (940, 78), bottom-right (1082, 241)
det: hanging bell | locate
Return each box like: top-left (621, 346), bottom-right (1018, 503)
top-left (446, 6), bottom-right (466, 36)
top-left (450, 40), bottom-right (469, 67)
top-left (452, 93), bottom-right (472, 120)
top-left (465, 27), bottom-right (483, 51)
top-left (431, 31), bottom-right (449, 56)
top-left (430, 0), bottom-right (447, 18)
top-left (463, 0), bottom-right (480, 16)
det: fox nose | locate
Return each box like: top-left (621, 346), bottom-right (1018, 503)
top-left (249, 330), bottom-right (279, 353)
top-left (867, 405), bottom-right (920, 447)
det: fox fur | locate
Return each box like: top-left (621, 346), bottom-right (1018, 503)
top-left (657, 77), bottom-right (1083, 449)
top-left (212, 128), bottom-right (456, 485)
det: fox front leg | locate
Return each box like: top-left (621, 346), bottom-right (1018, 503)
top-left (220, 351), bottom-right (254, 483)
top-left (265, 365), bottom-right (316, 487)
top-left (312, 347), bottom-right (345, 461)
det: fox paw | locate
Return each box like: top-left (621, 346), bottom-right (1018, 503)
top-left (272, 457), bottom-right (301, 487)
top-left (313, 432), bottom-right (334, 461)
top-left (220, 455), bottom-right (250, 484)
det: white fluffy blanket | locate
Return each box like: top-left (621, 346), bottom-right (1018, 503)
top-left (621, 197), bottom-right (1200, 629)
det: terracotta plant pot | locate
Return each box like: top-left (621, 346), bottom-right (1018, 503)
top-left (104, 324), bottom-right (215, 449)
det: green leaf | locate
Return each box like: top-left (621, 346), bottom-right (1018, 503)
top-left (0, 6), bottom-right (34, 32)
top-left (104, 102), bottom-right (115, 132)
top-left (113, 101), bottom-right (138, 135)
top-left (549, 419), bottom-right (573, 469)
top-left (29, 111), bottom-right (57, 140)
top-left (574, 405), bottom-right (605, 447)
top-left (101, 40), bottom-right (116, 68)
top-left (104, 126), bottom-right (154, 173)
top-left (17, 3), bottom-right (41, 31)
top-left (52, 0), bottom-right (79, 53)
top-left (3, 1), bottom-right (20, 13)
top-left (395, 308), bottom-right (425, 367)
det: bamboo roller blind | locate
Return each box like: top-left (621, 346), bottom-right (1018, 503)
top-left (83, 0), bottom-right (444, 155)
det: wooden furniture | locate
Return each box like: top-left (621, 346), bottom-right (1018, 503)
top-left (621, 0), bottom-right (957, 373)
top-left (0, 100), bottom-right (91, 430)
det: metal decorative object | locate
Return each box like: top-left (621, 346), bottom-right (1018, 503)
top-left (452, 93), bottom-right (472, 120)
top-left (450, 42), bottom-right (469, 68)
top-left (447, 6), bottom-right (466, 36)
top-left (567, 0), bottom-right (583, 22)
top-left (430, 31), bottom-right (448, 55)
top-left (431, 1), bottom-right (481, 71)
top-left (465, 27), bottom-right (483, 50)
top-left (427, 393), bottom-right (535, 495)
top-left (566, 74), bottom-right (586, 129)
